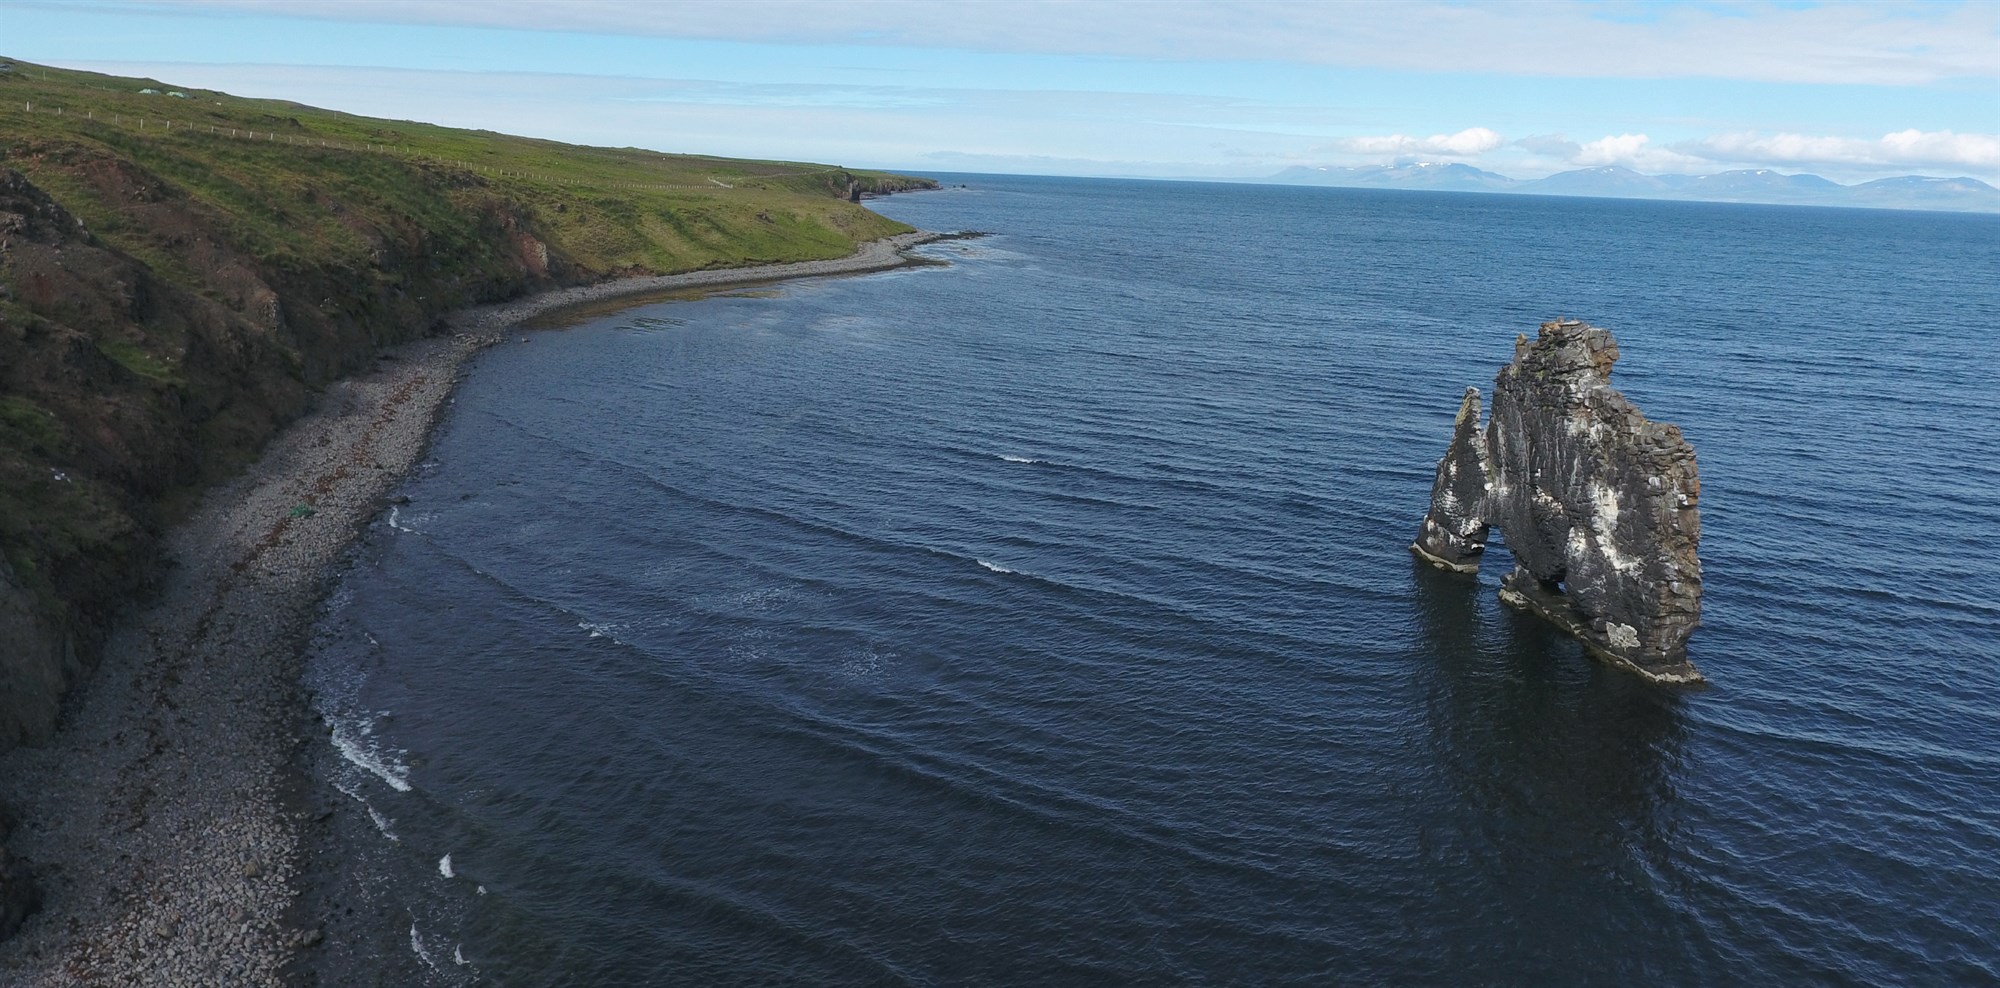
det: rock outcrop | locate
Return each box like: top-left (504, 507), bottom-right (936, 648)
top-left (1412, 319), bottom-right (1703, 683)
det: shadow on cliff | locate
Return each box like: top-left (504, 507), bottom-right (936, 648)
top-left (1402, 547), bottom-right (1695, 975)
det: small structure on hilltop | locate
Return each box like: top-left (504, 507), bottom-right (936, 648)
top-left (1412, 319), bottom-right (1704, 683)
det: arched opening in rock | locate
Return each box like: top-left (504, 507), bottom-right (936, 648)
top-left (1408, 319), bottom-right (1703, 683)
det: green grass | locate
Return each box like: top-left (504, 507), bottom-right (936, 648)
top-left (0, 58), bottom-right (928, 277)
top-left (0, 396), bottom-right (64, 453)
top-left (97, 340), bottom-right (182, 385)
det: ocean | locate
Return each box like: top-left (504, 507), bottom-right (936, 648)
top-left (303, 176), bottom-right (2000, 985)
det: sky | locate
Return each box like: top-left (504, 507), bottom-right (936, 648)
top-left (3, 0), bottom-right (1997, 183)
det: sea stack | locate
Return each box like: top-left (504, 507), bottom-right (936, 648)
top-left (1412, 319), bottom-right (1703, 684)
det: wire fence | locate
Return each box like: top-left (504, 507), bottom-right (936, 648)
top-left (6, 97), bottom-right (845, 193)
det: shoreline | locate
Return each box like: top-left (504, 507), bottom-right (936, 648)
top-left (0, 230), bottom-right (944, 986)
top-left (449, 230), bottom-right (944, 336)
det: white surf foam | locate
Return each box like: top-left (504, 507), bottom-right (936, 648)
top-left (578, 620), bottom-right (627, 644)
top-left (439, 853), bottom-right (454, 879)
top-left (410, 922), bottom-right (443, 973)
top-left (977, 559), bottom-right (1015, 574)
top-left (368, 803), bottom-right (399, 842)
top-left (997, 454), bottom-right (1046, 464)
top-left (329, 717), bottom-right (411, 792)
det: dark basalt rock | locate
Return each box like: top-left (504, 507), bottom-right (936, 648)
top-left (0, 802), bottom-right (39, 941)
top-left (1411, 386), bottom-right (1491, 573)
top-left (1411, 319), bottom-right (1703, 683)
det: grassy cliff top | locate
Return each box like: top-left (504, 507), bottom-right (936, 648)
top-left (0, 58), bottom-right (932, 277)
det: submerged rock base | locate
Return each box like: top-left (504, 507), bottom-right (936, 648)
top-left (1496, 569), bottom-right (1704, 685)
top-left (1411, 319), bottom-right (1704, 684)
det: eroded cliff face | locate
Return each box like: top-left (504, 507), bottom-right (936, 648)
top-left (1412, 319), bottom-right (1703, 683)
top-left (0, 156), bottom-right (573, 754)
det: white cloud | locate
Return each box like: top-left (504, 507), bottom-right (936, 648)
top-left (1574, 134), bottom-right (1650, 166)
top-left (149, 0), bottom-right (2000, 86)
top-left (1492, 128), bottom-right (2000, 181)
top-left (1683, 129), bottom-right (2000, 173)
top-left (1513, 134), bottom-right (1582, 158)
top-left (1572, 133), bottom-right (1711, 173)
top-left (1328, 127), bottom-right (1503, 158)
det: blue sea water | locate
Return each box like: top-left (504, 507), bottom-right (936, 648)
top-left (305, 177), bottom-right (2000, 985)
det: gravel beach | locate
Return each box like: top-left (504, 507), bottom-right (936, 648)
top-left (0, 231), bottom-right (941, 986)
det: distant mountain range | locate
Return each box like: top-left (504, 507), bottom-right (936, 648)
top-left (1265, 163), bottom-right (2000, 213)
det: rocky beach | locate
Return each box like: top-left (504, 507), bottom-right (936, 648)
top-left (0, 231), bottom-right (941, 987)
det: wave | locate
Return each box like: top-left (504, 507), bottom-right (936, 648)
top-left (368, 804), bottom-right (398, 842)
top-left (330, 715), bottom-right (412, 793)
top-left (406, 542), bottom-right (660, 663)
top-left (579, 620), bottom-right (627, 645)
top-left (976, 559), bottom-right (1016, 574)
top-left (331, 777), bottom-right (398, 840)
top-left (382, 504), bottom-right (437, 534)
top-left (439, 853), bottom-right (455, 879)
top-left (625, 314), bottom-right (685, 331)
top-left (996, 454), bottom-right (1047, 465)
top-left (409, 922), bottom-right (444, 974)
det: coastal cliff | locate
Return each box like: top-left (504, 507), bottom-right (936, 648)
top-left (0, 60), bottom-right (935, 757)
top-left (1413, 319), bottom-right (1704, 683)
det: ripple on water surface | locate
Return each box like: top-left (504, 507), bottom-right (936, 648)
top-left (307, 178), bottom-right (2000, 985)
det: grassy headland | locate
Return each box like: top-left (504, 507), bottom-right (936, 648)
top-left (0, 58), bottom-right (936, 749)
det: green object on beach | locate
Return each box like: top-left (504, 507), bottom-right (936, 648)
top-left (289, 505), bottom-right (316, 518)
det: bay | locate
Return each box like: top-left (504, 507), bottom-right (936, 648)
top-left (306, 177), bottom-right (2000, 985)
